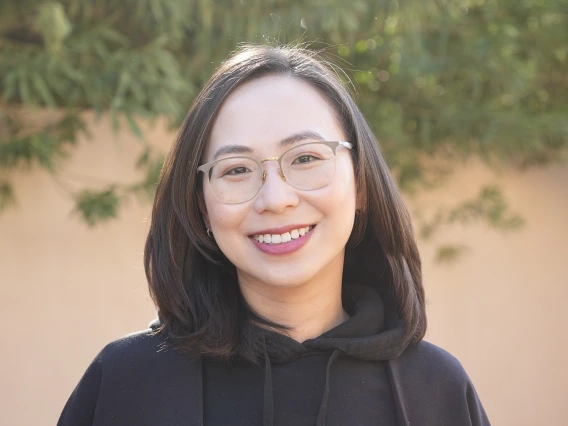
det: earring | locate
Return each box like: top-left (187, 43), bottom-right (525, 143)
top-left (206, 228), bottom-right (213, 238)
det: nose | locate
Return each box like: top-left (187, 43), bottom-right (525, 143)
top-left (253, 162), bottom-right (300, 214)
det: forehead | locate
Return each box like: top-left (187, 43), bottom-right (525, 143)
top-left (204, 75), bottom-right (345, 161)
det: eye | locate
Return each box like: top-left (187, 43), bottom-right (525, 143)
top-left (223, 166), bottom-right (251, 176)
top-left (292, 154), bottom-right (321, 164)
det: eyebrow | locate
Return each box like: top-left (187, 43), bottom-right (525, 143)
top-left (212, 130), bottom-right (326, 160)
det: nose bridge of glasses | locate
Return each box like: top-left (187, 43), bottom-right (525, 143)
top-left (260, 157), bottom-right (286, 181)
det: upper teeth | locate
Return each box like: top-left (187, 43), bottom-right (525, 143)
top-left (252, 226), bottom-right (313, 244)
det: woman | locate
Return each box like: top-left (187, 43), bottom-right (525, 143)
top-left (58, 44), bottom-right (490, 426)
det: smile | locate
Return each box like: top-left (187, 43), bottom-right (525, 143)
top-left (248, 224), bottom-right (316, 255)
top-left (250, 225), bottom-right (315, 244)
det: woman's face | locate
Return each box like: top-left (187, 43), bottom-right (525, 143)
top-left (201, 75), bottom-right (357, 290)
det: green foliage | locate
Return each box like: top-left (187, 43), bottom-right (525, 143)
top-left (435, 244), bottom-right (469, 264)
top-left (0, 0), bottom-right (566, 258)
top-left (74, 185), bottom-right (120, 226)
top-left (0, 179), bottom-right (15, 212)
top-left (128, 145), bottom-right (165, 200)
top-left (420, 184), bottom-right (525, 262)
top-left (420, 185), bottom-right (525, 240)
top-left (0, 112), bottom-right (85, 171)
top-left (71, 143), bottom-right (164, 226)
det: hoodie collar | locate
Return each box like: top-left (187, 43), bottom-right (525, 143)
top-left (251, 282), bottom-right (411, 426)
top-left (248, 282), bottom-right (411, 364)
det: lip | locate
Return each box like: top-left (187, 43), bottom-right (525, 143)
top-left (248, 224), bottom-right (314, 237)
top-left (249, 225), bottom-right (316, 256)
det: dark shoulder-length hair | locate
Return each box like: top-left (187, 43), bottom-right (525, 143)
top-left (144, 43), bottom-right (425, 365)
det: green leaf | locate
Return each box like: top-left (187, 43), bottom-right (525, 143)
top-left (2, 71), bottom-right (18, 102)
top-left (36, 1), bottom-right (72, 54)
top-left (17, 71), bottom-right (31, 104)
top-left (135, 146), bottom-right (151, 169)
top-left (0, 180), bottom-right (16, 212)
top-left (96, 26), bottom-right (129, 46)
top-left (435, 244), bottom-right (469, 264)
top-left (73, 186), bottom-right (121, 227)
top-left (125, 113), bottom-right (144, 140)
top-left (31, 73), bottom-right (56, 107)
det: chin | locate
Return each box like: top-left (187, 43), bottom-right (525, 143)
top-left (240, 263), bottom-right (320, 289)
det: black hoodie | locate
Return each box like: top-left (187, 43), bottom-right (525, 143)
top-left (58, 283), bottom-right (490, 425)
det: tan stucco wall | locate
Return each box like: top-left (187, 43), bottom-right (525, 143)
top-left (1, 115), bottom-right (566, 425)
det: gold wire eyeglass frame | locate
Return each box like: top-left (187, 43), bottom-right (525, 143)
top-left (196, 141), bottom-right (353, 204)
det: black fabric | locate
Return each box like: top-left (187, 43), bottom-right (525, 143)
top-left (238, 283), bottom-right (407, 426)
top-left (202, 347), bottom-right (397, 425)
top-left (315, 348), bottom-right (343, 426)
top-left (57, 283), bottom-right (491, 426)
top-left (263, 345), bottom-right (273, 426)
top-left (387, 343), bottom-right (491, 425)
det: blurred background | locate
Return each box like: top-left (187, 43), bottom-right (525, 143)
top-left (0, 1), bottom-right (567, 425)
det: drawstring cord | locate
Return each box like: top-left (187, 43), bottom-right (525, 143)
top-left (262, 346), bottom-right (344, 426)
top-left (316, 349), bottom-right (343, 426)
top-left (263, 348), bottom-right (274, 426)
top-left (315, 348), bottom-right (343, 426)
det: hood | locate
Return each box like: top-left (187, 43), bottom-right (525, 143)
top-left (149, 282), bottom-right (414, 426)
top-left (250, 282), bottom-right (412, 426)
top-left (249, 282), bottom-right (411, 364)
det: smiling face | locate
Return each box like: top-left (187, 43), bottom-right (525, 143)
top-left (201, 75), bottom-right (357, 292)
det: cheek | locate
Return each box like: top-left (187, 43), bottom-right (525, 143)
top-left (206, 204), bottom-right (247, 265)
top-left (333, 159), bottom-right (358, 211)
top-left (203, 181), bottom-right (236, 227)
top-left (334, 164), bottom-right (358, 238)
top-left (309, 160), bottom-right (357, 227)
top-left (204, 192), bottom-right (249, 257)
top-left (206, 203), bottom-right (242, 230)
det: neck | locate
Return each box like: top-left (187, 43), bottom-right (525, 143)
top-left (238, 259), bottom-right (349, 343)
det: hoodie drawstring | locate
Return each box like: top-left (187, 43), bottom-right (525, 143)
top-left (316, 348), bottom-right (343, 426)
top-left (263, 348), bottom-right (274, 426)
top-left (262, 346), bottom-right (344, 426)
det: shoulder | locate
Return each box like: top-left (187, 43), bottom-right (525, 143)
top-left (390, 341), bottom-right (491, 425)
top-left (97, 327), bottom-right (199, 378)
top-left (98, 328), bottom-right (165, 364)
top-left (58, 327), bottom-right (203, 426)
top-left (399, 340), bottom-right (470, 380)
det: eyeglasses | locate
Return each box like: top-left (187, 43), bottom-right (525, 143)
top-left (197, 141), bottom-right (353, 204)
